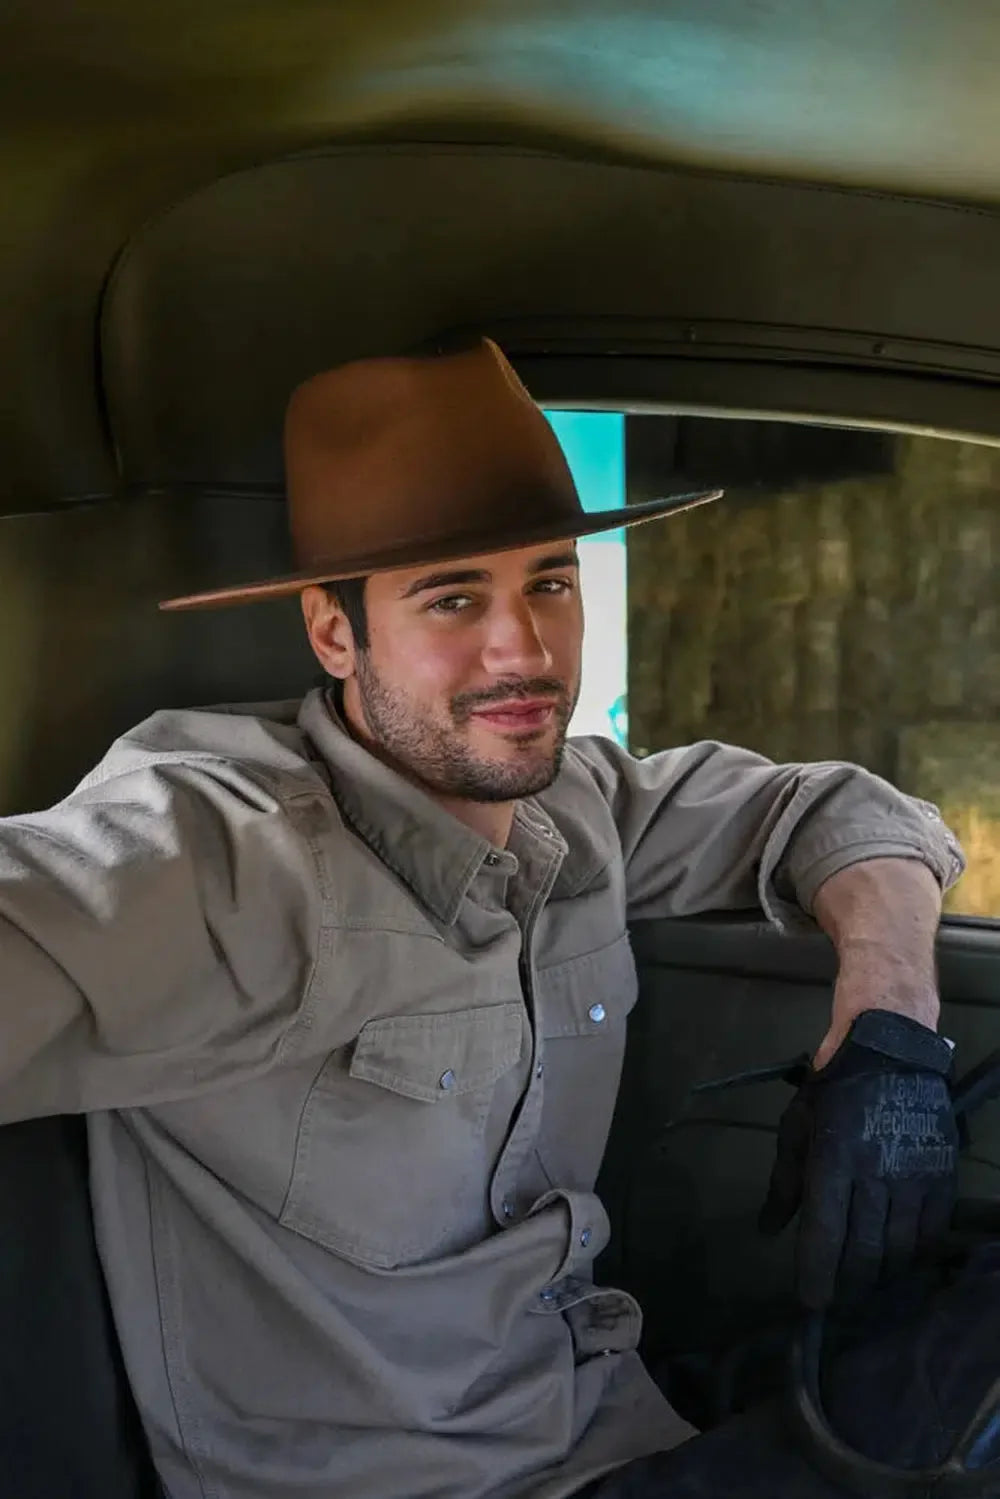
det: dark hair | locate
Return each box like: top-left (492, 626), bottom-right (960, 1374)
top-left (323, 575), bottom-right (370, 651)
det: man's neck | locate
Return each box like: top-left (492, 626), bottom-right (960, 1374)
top-left (326, 683), bottom-right (516, 849)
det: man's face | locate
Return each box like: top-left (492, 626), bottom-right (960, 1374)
top-left (311, 543), bottom-right (583, 803)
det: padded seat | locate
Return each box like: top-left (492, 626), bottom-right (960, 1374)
top-left (0, 1114), bottom-right (160, 1499)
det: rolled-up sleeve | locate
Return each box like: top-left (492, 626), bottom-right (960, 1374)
top-left (570, 738), bottom-right (965, 930)
top-left (0, 759), bottom-right (323, 1122)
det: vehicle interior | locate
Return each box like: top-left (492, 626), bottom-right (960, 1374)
top-left (2, 2), bottom-right (999, 1494)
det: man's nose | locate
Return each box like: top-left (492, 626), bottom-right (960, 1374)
top-left (480, 599), bottom-right (553, 675)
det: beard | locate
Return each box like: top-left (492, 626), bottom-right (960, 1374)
top-left (353, 656), bottom-right (577, 803)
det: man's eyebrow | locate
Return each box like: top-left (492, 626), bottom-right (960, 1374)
top-left (399, 551), bottom-right (580, 600)
top-left (399, 569), bottom-right (490, 599)
top-left (526, 550), bottom-right (580, 576)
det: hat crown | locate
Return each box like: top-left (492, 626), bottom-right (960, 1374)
top-left (284, 339), bottom-right (582, 572)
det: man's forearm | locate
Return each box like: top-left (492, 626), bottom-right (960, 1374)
top-left (811, 856), bottom-right (942, 1068)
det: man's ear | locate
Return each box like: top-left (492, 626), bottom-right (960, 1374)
top-left (301, 586), bottom-right (356, 680)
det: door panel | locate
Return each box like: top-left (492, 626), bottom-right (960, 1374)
top-left (600, 915), bottom-right (1000, 1372)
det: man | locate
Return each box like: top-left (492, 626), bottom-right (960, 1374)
top-left (0, 339), bottom-right (963, 1498)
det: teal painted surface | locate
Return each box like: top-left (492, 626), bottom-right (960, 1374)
top-left (544, 410), bottom-right (625, 539)
top-left (545, 410), bottom-right (628, 746)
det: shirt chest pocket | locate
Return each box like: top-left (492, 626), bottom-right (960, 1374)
top-left (280, 1002), bottom-right (524, 1269)
top-left (534, 933), bottom-right (638, 1193)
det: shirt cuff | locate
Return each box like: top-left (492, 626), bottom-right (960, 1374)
top-left (765, 822), bottom-right (965, 932)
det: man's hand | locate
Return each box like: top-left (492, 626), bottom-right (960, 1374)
top-left (760, 857), bottom-right (959, 1307)
top-left (759, 1009), bottom-right (958, 1307)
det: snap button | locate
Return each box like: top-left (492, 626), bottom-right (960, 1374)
top-left (535, 1062), bottom-right (545, 1079)
top-left (484, 851), bottom-right (500, 867)
top-left (588, 1003), bottom-right (606, 1024)
top-left (502, 1198), bottom-right (515, 1219)
top-left (438, 1069), bottom-right (456, 1091)
top-left (579, 1228), bottom-right (592, 1248)
top-left (539, 1288), bottom-right (556, 1303)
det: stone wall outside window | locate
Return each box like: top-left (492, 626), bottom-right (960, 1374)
top-left (626, 422), bottom-right (1000, 917)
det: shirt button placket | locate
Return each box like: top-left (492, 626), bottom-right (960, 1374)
top-left (490, 828), bottom-right (562, 1230)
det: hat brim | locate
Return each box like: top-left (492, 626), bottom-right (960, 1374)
top-left (159, 488), bottom-right (722, 611)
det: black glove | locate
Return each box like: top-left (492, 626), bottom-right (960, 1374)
top-left (759, 1009), bottom-right (958, 1309)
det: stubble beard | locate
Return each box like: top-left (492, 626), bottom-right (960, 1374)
top-left (354, 654), bottom-right (577, 803)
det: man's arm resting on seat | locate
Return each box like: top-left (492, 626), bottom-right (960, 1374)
top-left (0, 762), bottom-right (321, 1121)
top-left (573, 735), bottom-right (965, 1302)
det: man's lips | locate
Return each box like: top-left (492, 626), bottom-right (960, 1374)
top-left (469, 699), bottom-right (558, 730)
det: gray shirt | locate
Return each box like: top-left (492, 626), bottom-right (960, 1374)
top-left (0, 689), bottom-right (963, 1498)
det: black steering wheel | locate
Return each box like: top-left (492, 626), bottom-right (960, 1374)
top-left (787, 1045), bottom-right (1000, 1499)
top-left (790, 1309), bottom-right (1000, 1498)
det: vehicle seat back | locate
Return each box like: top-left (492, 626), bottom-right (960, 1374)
top-left (0, 1114), bottom-right (160, 1499)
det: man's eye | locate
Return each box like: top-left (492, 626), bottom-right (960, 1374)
top-left (532, 577), bottom-right (574, 595)
top-left (427, 594), bottom-right (472, 614)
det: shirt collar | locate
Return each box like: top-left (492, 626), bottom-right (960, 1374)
top-left (297, 688), bottom-right (565, 925)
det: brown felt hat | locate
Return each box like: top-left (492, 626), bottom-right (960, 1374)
top-left (160, 339), bottom-right (721, 610)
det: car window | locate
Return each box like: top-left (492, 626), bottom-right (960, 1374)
top-left (549, 410), bottom-right (1000, 919)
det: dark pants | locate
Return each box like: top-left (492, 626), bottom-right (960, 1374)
top-left (582, 1243), bottom-right (1000, 1497)
top-left (581, 1405), bottom-right (843, 1499)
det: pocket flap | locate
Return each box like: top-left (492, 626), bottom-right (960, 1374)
top-left (537, 934), bottom-right (638, 1038)
top-left (349, 1003), bottom-right (523, 1102)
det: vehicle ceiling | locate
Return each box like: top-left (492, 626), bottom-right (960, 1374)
top-left (8, 0), bottom-right (1000, 199)
top-left (6, 0), bottom-right (1000, 515)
